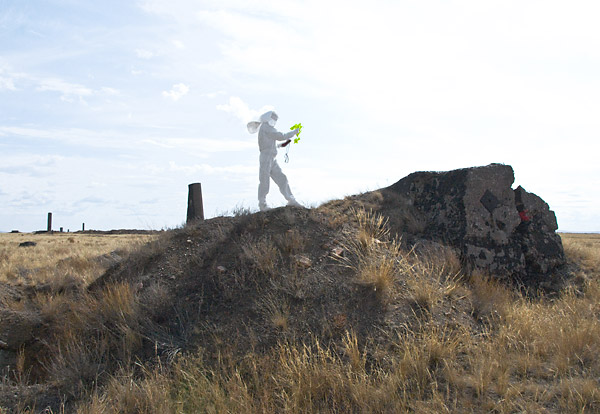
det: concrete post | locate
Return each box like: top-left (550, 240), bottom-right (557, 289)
top-left (47, 212), bottom-right (52, 232)
top-left (187, 183), bottom-right (204, 225)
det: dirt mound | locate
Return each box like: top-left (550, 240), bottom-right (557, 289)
top-left (90, 205), bottom-right (408, 359)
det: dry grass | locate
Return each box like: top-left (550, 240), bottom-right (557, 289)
top-left (241, 235), bottom-right (281, 277)
top-left (468, 273), bottom-right (515, 322)
top-left (561, 233), bottom-right (600, 272)
top-left (25, 282), bottom-right (151, 390)
top-left (337, 209), bottom-right (464, 310)
top-left (0, 232), bottom-right (157, 286)
top-left (401, 245), bottom-right (464, 314)
top-left (336, 209), bottom-right (403, 303)
top-left (275, 229), bottom-right (305, 256)
top-left (314, 191), bottom-right (385, 230)
top-left (259, 293), bottom-right (291, 331)
top-left (3, 230), bottom-right (600, 413)
top-left (0, 232), bottom-right (162, 409)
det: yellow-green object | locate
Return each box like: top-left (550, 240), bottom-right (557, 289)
top-left (290, 123), bottom-right (302, 144)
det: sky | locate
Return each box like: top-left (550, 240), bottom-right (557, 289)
top-left (1, 0), bottom-right (599, 232)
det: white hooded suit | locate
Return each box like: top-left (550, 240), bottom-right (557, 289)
top-left (248, 111), bottom-right (300, 211)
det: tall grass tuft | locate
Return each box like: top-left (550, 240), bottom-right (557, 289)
top-left (336, 209), bottom-right (404, 303)
top-left (241, 235), bottom-right (280, 277)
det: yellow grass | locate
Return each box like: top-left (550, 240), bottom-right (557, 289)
top-left (3, 231), bottom-right (600, 413)
top-left (0, 232), bottom-right (158, 285)
top-left (561, 233), bottom-right (600, 272)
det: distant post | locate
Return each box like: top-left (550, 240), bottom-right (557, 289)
top-left (82, 223), bottom-right (85, 231)
top-left (47, 212), bottom-right (52, 232)
top-left (187, 183), bottom-right (204, 225)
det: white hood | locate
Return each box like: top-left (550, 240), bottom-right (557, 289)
top-left (247, 110), bottom-right (278, 133)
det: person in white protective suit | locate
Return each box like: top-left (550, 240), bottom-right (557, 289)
top-left (247, 111), bottom-right (302, 211)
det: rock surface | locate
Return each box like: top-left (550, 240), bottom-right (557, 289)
top-left (384, 163), bottom-right (565, 281)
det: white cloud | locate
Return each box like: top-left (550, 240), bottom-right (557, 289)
top-left (216, 96), bottom-right (272, 124)
top-left (168, 161), bottom-right (254, 175)
top-left (202, 90), bottom-right (226, 99)
top-left (36, 77), bottom-right (93, 99)
top-left (0, 76), bottom-right (16, 91)
top-left (101, 87), bottom-right (120, 96)
top-left (187, 1), bottom-right (600, 130)
top-left (172, 40), bottom-right (185, 49)
top-left (2, 68), bottom-right (111, 103)
top-left (143, 137), bottom-right (254, 152)
top-left (162, 83), bottom-right (189, 101)
top-left (135, 48), bottom-right (155, 59)
top-left (0, 66), bottom-right (22, 91)
top-left (0, 154), bottom-right (63, 177)
top-left (0, 126), bottom-right (142, 150)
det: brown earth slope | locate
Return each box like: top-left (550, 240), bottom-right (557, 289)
top-left (89, 195), bottom-right (446, 361)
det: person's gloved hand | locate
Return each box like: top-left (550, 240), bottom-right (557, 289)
top-left (281, 139), bottom-right (292, 147)
top-left (293, 128), bottom-right (300, 135)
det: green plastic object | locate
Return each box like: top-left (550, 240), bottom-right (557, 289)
top-left (290, 123), bottom-right (302, 144)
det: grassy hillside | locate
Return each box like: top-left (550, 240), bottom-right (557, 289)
top-left (1, 201), bottom-right (599, 413)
